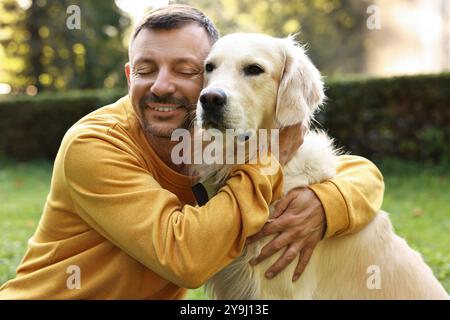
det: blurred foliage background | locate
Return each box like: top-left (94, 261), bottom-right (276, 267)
top-left (1, 0), bottom-right (448, 93)
top-left (0, 0), bottom-right (376, 93)
top-left (1, 0), bottom-right (448, 162)
top-left (0, 0), bottom-right (130, 92)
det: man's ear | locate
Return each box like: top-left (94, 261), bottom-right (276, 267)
top-left (124, 62), bottom-right (131, 88)
top-left (275, 37), bottom-right (325, 127)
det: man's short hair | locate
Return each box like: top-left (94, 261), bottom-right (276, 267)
top-left (131, 4), bottom-right (219, 44)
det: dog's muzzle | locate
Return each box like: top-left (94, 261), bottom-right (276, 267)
top-left (199, 87), bottom-right (228, 129)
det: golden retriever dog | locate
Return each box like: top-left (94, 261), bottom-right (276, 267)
top-left (194, 33), bottom-right (449, 299)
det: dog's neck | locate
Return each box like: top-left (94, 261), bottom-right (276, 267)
top-left (191, 121), bottom-right (291, 185)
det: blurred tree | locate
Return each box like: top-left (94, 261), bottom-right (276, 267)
top-left (1, 0), bottom-right (370, 92)
top-left (0, 0), bottom-right (29, 91)
top-left (0, 0), bottom-right (130, 92)
top-left (176, 0), bottom-right (369, 76)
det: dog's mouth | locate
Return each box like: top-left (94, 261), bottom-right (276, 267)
top-left (202, 120), bottom-right (226, 131)
top-left (200, 121), bottom-right (253, 144)
top-left (200, 113), bottom-right (228, 131)
top-left (199, 103), bottom-right (254, 142)
top-left (201, 122), bottom-right (251, 142)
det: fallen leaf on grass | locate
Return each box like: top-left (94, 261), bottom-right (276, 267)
top-left (412, 208), bottom-right (425, 217)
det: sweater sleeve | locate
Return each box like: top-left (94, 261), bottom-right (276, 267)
top-left (308, 155), bottom-right (385, 238)
top-left (63, 131), bottom-right (284, 288)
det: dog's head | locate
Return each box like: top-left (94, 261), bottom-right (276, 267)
top-left (196, 33), bottom-right (325, 131)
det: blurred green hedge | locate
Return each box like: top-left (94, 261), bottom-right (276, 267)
top-left (0, 73), bottom-right (449, 162)
top-left (317, 73), bottom-right (450, 163)
top-left (0, 89), bottom-right (126, 159)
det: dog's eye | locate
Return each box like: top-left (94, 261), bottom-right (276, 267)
top-left (243, 64), bottom-right (264, 76)
top-left (205, 63), bottom-right (215, 73)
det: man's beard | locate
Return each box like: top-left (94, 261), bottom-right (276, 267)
top-left (139, 93), bottom-right (196, 138)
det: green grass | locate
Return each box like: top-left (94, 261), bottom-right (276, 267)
top-left (0, 159), bottom-right (53, 283)
top-left (0, 157), bottom-right (448, 299)
top-left (376, 158), bottom-right (450, 291)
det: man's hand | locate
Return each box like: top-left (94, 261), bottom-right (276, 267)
top-left (246, 187), bottom-right (326, 281)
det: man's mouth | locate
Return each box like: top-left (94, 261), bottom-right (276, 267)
top-left (146, 103), bottom-right (182, 112)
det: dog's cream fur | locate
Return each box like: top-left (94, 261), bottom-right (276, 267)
top-left (195, 33), bottom-right (449, 299)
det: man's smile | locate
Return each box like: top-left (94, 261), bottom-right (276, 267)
top-left (144, 103), bottom-right (187, 118)
top-left (146, 102), bottom-right (182, 112)
top-left (145, 102), bottom-right (185, 115)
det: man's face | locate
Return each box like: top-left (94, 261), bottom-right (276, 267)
top-left (125, 24), bottom-right (212, 138)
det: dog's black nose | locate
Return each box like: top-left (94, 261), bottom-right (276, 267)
top-left (200, 88), bottom-right (227, 111)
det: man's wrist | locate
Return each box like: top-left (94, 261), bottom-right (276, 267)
top-left (307, 181), bottom-right (348, 239)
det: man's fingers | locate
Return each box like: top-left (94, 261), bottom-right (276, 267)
top-left (292, 247), bottom-right (314, 281)
top-left (246, 218), bottom-right (284, 244)
top-left (250, 231), bottom-right (294, 266)
top-left (263, 242), bottom-right (304, 279)
top-left (271, 192), bottom-right (296, 219)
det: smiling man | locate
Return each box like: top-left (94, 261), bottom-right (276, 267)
top-left (125, 21), bottom-right (211, 175)
top-left (0, 4), bottom-right (384, 299)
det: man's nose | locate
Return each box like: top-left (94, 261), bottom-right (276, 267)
top-left (150, 70), bottom-right (176, 96)
top-left (200, 88), bottom-right (227, 111)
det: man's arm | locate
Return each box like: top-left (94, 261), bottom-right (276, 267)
top-left (309, 155), bottom-right (385, 238)
top-left (247, 155), bottom-right (385, 280)
top-left (63, 131), bottom-right (284, 289)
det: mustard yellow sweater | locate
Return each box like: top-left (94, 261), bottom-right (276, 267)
top-left (0, 96), bottom-right (384, 299)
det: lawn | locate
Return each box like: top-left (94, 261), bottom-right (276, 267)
top-left (0, 157), bottom-right (448, 299)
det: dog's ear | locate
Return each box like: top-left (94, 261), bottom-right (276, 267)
top-left (275, 37), bottom-right (325, 127)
